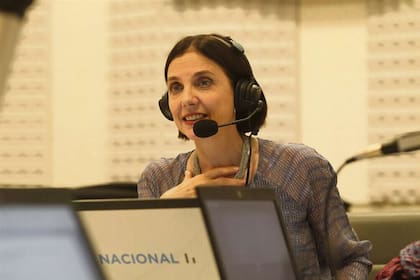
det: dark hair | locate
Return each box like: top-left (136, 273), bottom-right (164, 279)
top-left (164, 33), bottom-right (267, 139)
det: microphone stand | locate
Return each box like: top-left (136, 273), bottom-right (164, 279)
top-left (336, 157), bottom-right (357, 175)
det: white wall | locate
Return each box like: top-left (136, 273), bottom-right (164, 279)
top-left (51, 0), bottom-right (108, 187)
top-left (299, 0), bottom-right (370, 203)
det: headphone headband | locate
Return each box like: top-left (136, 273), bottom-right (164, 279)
top-left (210, 35), bottom-right (245, 54)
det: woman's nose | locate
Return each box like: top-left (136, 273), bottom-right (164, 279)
top-left (181, 86), bottom-right (198, 106)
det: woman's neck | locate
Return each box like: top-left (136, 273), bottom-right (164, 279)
top-left (193, 131), bottom-right (244, 173)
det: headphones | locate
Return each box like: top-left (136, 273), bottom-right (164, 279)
top-left (158, 35), bottom-right (263, 134)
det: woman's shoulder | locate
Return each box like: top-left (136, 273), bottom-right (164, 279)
top-left (256, 138), bottom-right (335, 186)
top-left (256, 138), bottom-right (336, 201)
top-left (258, 138), bottom-right (328, 164)
top-left (142, 151), bottom-right (192, 176)
top-left (138, 151), bottom-right (192, 198)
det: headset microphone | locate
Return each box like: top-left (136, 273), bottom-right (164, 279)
top-left (193, 100), bottom-right (263, 138)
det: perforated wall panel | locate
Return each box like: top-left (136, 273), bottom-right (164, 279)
top-left (0, 1), bottom-right (51, 186)
top-left (107, 0), bottom-right (299, 182)
top-left (367, 0), bottom-right (420, 204)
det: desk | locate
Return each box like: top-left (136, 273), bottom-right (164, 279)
top-left (348, 205), bottom-right (420, 280)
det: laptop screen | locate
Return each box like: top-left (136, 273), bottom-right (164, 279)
top-left (74, 198), bottom-right (220, 280)
top-left (196, 187), bottom-right (300, 280)
top-left (0, 188), bottom-right (105, 280)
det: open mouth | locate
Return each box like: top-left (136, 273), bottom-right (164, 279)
top-left (183, 113), bottom-right (207, 122)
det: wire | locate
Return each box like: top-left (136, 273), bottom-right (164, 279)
top-left (336, 157), bottom-right (357, 175)
top-left (245, 134), bottom-right (252, 186)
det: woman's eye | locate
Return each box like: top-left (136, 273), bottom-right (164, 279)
top-left (197, 78), bottom-right (212, 88)
top-left (169, 83), bottom-right (183, 94)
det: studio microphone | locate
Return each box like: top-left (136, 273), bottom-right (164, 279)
top-left (337, 130), bottom-right (420, 174)
top-left (193, 100), bottom-right (263, 138)
top-left (351, 130), bottom-right (420, 161)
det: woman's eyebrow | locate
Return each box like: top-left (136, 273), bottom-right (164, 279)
top-left (167, 70), bottom-right (215, 82)
top-left (167, 76), bottom-right (179, 82)
top-left (192, 70), bottom-right (215, 78)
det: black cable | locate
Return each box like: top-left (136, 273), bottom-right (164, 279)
top-left (335, 157), bottom-right (358, 212)
top-left (245, 134), bottom-right (252, 186)
top-left (336, 157), bottom-right (357, 175)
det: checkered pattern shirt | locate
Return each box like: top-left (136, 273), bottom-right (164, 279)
top-left (138, 138), bottom-right (372, 279)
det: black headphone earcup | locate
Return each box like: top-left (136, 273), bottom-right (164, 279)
top-left (234, 80), bottom-right (263, 134)
top-left (159, 92), bottom-right (173, 121)
top-left (234, 80), bottom-right (262, 115)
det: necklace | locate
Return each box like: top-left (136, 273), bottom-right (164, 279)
top-left (191, 136), bottom-right (251, 179)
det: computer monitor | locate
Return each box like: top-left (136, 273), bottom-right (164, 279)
top-left (74, 198), bottom-right (219, 280)
top-left (196, 187), bottom-right (301, 280)
top-left (0, 188), bottom-right (106, 280)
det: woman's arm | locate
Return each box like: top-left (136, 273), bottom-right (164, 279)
top-left (307, 156), bottom-right (372, 279)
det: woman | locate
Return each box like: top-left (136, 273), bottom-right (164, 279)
top-left (138, 33), bottom-right (372, 279)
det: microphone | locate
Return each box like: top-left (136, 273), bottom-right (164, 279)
top-left (351, 130), bottom-right (420, 161)
top-left (337, 130), bottom-right (420, 174)
top-left (193, 100), bottom-right (263, 138)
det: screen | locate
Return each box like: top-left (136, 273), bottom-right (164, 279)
top-left (203, 200), bottom-right (297, 280)
top-left (78, 206), bottom-right (219, 280)
top-left (0, 205), bottom-right (103, 280)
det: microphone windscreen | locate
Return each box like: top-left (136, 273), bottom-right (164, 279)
top-left (193, 119), bottom-right (218, 138)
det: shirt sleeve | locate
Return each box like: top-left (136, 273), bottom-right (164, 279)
top-left (137, 161), bottom-right (161, 199)
top-left (306, 155), bottom-right (372, 279)
top-left (137, 154), bottom-right (187, 199)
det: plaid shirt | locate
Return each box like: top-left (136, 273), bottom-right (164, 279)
top-left (138, 138), bottom-right (372, 279)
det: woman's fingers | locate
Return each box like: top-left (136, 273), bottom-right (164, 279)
top-left (184, 170), bottom-right (192, 180)
top-left (161, 166), bottom-right (245, 199)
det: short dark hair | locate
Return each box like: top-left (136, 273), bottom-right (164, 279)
top-left (164, 33), bottom-right (267, 139)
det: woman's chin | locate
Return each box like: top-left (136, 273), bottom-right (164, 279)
top-left (181, 128), bottom-right (197, 140)
top-left (188, 133), bottom-right (200, 140)
top-left (182, 126), bottom-right (212, 140)
top-left (189, 131), bottom-right (208, 141)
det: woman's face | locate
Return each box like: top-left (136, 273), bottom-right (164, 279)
top-left (166, 50), bottom-right (236, 140)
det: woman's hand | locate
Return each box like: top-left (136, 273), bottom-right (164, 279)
top-left (160, 166), bottom-right (245, 198)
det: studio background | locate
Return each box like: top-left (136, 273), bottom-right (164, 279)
top-left (1, 0), bottom-right (419, 206)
